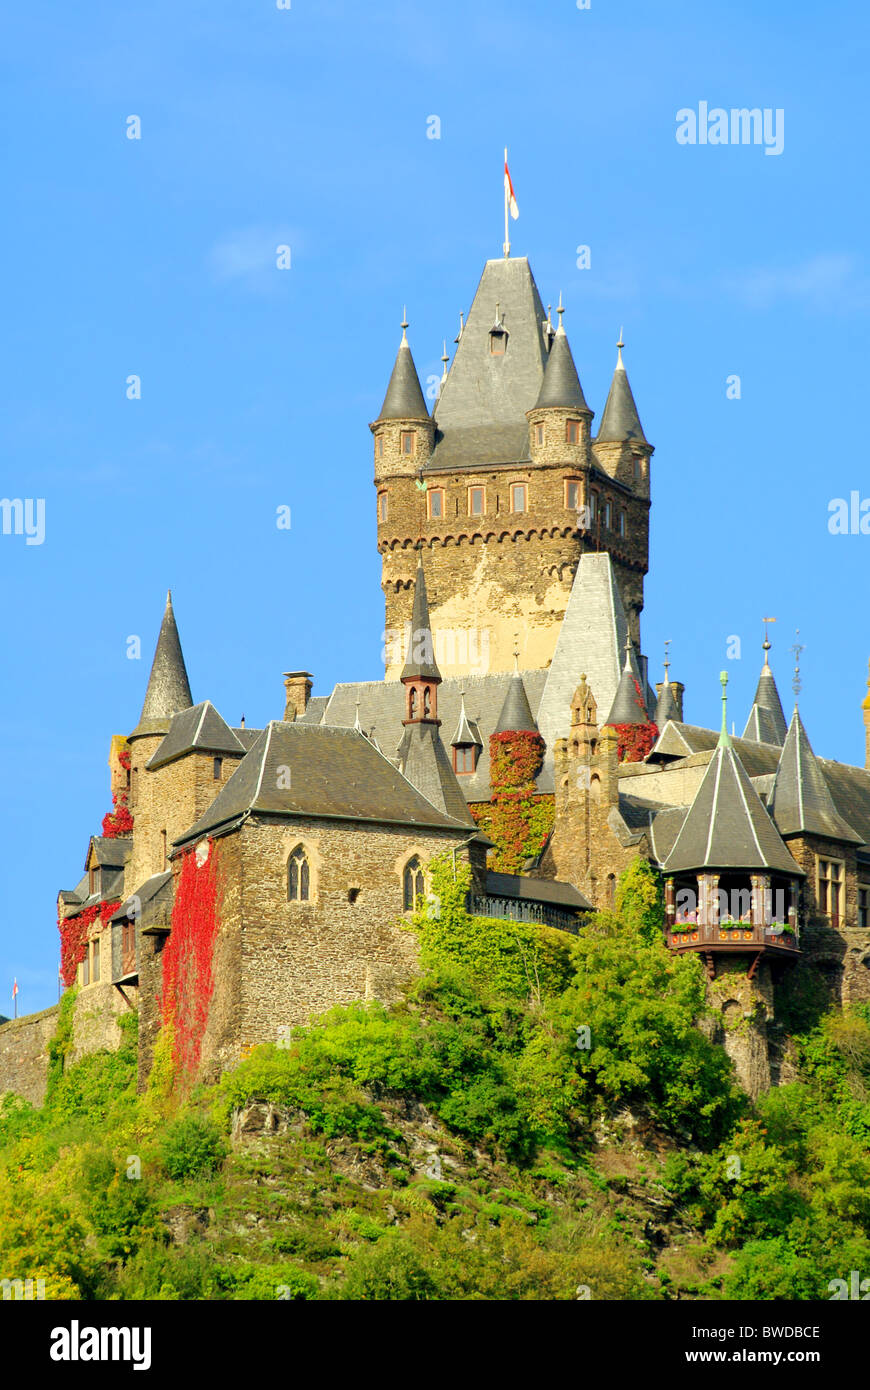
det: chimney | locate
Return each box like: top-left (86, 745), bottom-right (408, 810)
top-left (283, 671), bottom-right (313, 722)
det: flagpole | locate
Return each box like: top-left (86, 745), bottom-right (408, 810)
top-left (503, 147), bottom-right (510, 259)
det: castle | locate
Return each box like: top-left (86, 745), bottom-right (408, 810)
top-left (6, 243), bottom-right (870, 1105)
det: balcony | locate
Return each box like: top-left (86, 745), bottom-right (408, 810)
top-left (664, 871), bottom-right (801, 977)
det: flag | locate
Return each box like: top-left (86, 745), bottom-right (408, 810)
top-left (504, 155), bottom-right (519, 221)
top-left (12, 979), bottom-right (18, 1000)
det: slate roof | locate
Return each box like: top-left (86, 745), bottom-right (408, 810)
top-left (429, 257), bottom-right (550, 471)
top-left (596, 346), bottom-right (649, 445)
top-left (131, 592), bottom-right (194, 739)
top-left (296, 698), bottom-right (329, 726)
top-left (662, 737), bottom-right (802, 875)
top-left (109, 871), bottom-right (173, 924)
top-left (535, 553), bottom-right (654, 767)
top-left (494, 672), bottom-right (538, 733)
top-left (147, 701), bottom-right (247, 770)
top-left (87, 837), bottom-right (132, 869)
top-left (175, 722), bottom-right (479, 847)
top-left (654, 682), bottom-right (680, 727)
top-left (313, 669), bottom-right (551, 802)
top-left (377, 332), bottom-right (429, 421)
top-left (742, 662), bottom-right (788, 746)
top-left (533, 323), bottom-right (591, 412)
top-left (485, 871), bottom-right (592, 911)
top-left (770, 709), bottom-right (863, 843)
top-left (396, 721), bottom-right (478, 827)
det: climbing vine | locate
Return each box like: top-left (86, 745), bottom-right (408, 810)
top-left (59, 901), bottom-right (120, 988)
top-left (608, 678), bottom-right (658, 762)
top-left (475, 730), bottom-right (552, 873)
top-left (102, 748), bottom-right (134, 837)
top-left (161, 842), bottom-right (222, 1081)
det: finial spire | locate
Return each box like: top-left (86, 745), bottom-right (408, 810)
top-left (762, 615), bottom-right (776, 664)
top-left (791, 629), bottom-right (805, 703)
top-left (616, 328), bottom-right (625, 369)
top-left (556, 291), bottom-right (564, 327)
top-left (401, 307), bottom-right (408, 344)
top-left (719, 670), bottom-right (731, 747)
top-left (663, 638), bottom-right (671, 682)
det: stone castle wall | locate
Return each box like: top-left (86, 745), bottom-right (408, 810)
top-left (0, 1006), bottom-right (59, 1107)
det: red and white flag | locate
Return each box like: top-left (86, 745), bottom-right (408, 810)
top-left (12, 979), bottom-right (18, 1000)
top-left (504, 152), bottom-right (519, 221)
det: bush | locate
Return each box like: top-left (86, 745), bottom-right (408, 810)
top-left (160, 1114), bottom-right (227, 1181)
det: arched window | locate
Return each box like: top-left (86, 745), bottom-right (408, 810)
top-left (423, 686), bottom-right (431, 716)
top-left (287, 846), bottom-right (310, 902)
top-left (403, 856), bottom-right (425, 911)
top-left (409, 687), bottom-right (418, 719)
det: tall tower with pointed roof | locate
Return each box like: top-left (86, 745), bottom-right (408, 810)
top-left (373, 256), bottom-right (653, 679)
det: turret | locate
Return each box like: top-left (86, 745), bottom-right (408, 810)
top-left (742, 632), bottom-right (788, 746)
top-left (370, 315), bottom-right (434, 493)
top-left (593, 335), bottom-right (652, 494)
top-left (525, 300), bottom-right (593, 470)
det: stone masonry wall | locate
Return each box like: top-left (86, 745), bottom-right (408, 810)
top-left (0, 1006), bottom-right (59, 1107)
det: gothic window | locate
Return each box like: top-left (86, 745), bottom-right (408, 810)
top-left (378, 490), bottom-right (388, 522)
top-left (401, 431), bottom-right (416, 456)
top-left (409, 687), bottom-right (418, 719)
top-left (423, 686), bottom-right (431, 716)
top-left (403, 856), bottom-right (425, 911)
top-left (428, 488), bottom-right (444, 519)
top-left (288, 846), bottom-right (311, 902)
top-left (565, 479), bottom-right (580, 510)
top-left (213, 757), bottom-right (223, 780)
top-left (818, 858), bottom-right (843, 927)
top-left (510, 483), bottom-right (527, 513)
top-left (566, 420), bottom-right (581, 444)
top-left (468, 486), bottom-right (485, 516)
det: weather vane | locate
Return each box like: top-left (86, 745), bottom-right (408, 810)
top-left (664, 638), bottom-right (672, 681)
top-left (791, 629), bottom-right (805, 699)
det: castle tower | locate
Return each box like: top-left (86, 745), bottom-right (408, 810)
top-left (395, 552), bottom-right (478, 828)
top-left (127, 592), bottom-right (194, 890)
top-left (376, 258), bottom-right (652, 679)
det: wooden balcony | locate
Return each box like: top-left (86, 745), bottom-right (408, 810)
top-left (666, 918), bottom-right (800, 977)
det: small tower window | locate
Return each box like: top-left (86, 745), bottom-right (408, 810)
top-left (588, 491), bottom-right (598, 521)
top-left (618, 509), bottom-right (626, 537)
top-left (375, 435), bottom-right (384, 458)
top-left (633, 457), bottom-right (643, 481)
top-left (565, 480), bottom-right (580, 510)
top-left (401, 431), bottom-right (416, 456)
top-left (535, 423), bottom-right (545, 446)
top-left (213, 757), bottom-right (223, 780)
top-left (603, 499), bottom-right (612, 529)
top-left (566, 420), bottom-right (581, 444)
top-left (92, 937), bottom-right (100, 983)
top-left (378, 490), bottom-right (388, 522)
top-left (288, 846), bottom-right (311, 902)
top-left (453, 745), bottom-right (478, 774)
top-left (427, 488), bottom-right (444, 519)
top-left (468, 486), bottom-right (485, 516)
top-left (403, 856), bottom-right (425, 911)
top-left (510, 484), bottom-right (527, 513)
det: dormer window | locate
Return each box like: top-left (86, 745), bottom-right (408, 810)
top-left (401, 431), bottom-right (416, 456)
top-left (566, 420), bottom-right (581, 444)
top-left (490, 326), bottom-right (508, 355)
top-left (453, 745), bottom-right (478, 774)
top-left (89, 865), bottom-right (99, 896)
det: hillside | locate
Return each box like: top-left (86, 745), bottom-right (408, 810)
top-left (2, 858), bottom-right (870, 1301)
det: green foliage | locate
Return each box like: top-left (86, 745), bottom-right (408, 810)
top-left (614, 858), bottom-right (665, 946)
top-left (415, 855), bottom-right (575, 1003)
top-left (160, 1114), bottom-right (227, 1181)
top-left (45, 1012), bottom-right (138, 1126)
top-left (46, 987), bottom-right (78, 1100)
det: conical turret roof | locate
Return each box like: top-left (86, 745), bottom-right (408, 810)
top-left (451, 692), bottom-right (482, 747)
top-left (742, 660), bottom-right (788, 746)
top-left (494, 671), bottom-right (538, 733)
top-left (377, 324), bottom-right (429, 421)
top-left (769, 708), bottom-right (862, 843)
top-left (604, 639), bottom-right (650, 726)
top-left (131, 591), bottom-right (193, 739)
top-left (533, 319), bottom-right (590, 412)
top-left (596, 340), bottom-right (648, 445)
top-left (655, 682), bottom-right (679, 728)
top-left (400, 552), bottom-right (441, 683)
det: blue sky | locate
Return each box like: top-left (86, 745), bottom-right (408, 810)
top-left (2, 0), bottom-right (868, 1014)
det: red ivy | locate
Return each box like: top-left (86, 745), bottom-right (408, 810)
top-left (608, 678), bottom-right (658, 762)
top-left (161, 843), bottom-right (221, 1081)
top-left (102, 792), bottom-right (134, 838)
top-left (118, 748), bottom-right (131, 771)
top-left (486, 730), bottom-right (549, 873)
top-left (59, 899), bottom-right (120, 987)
